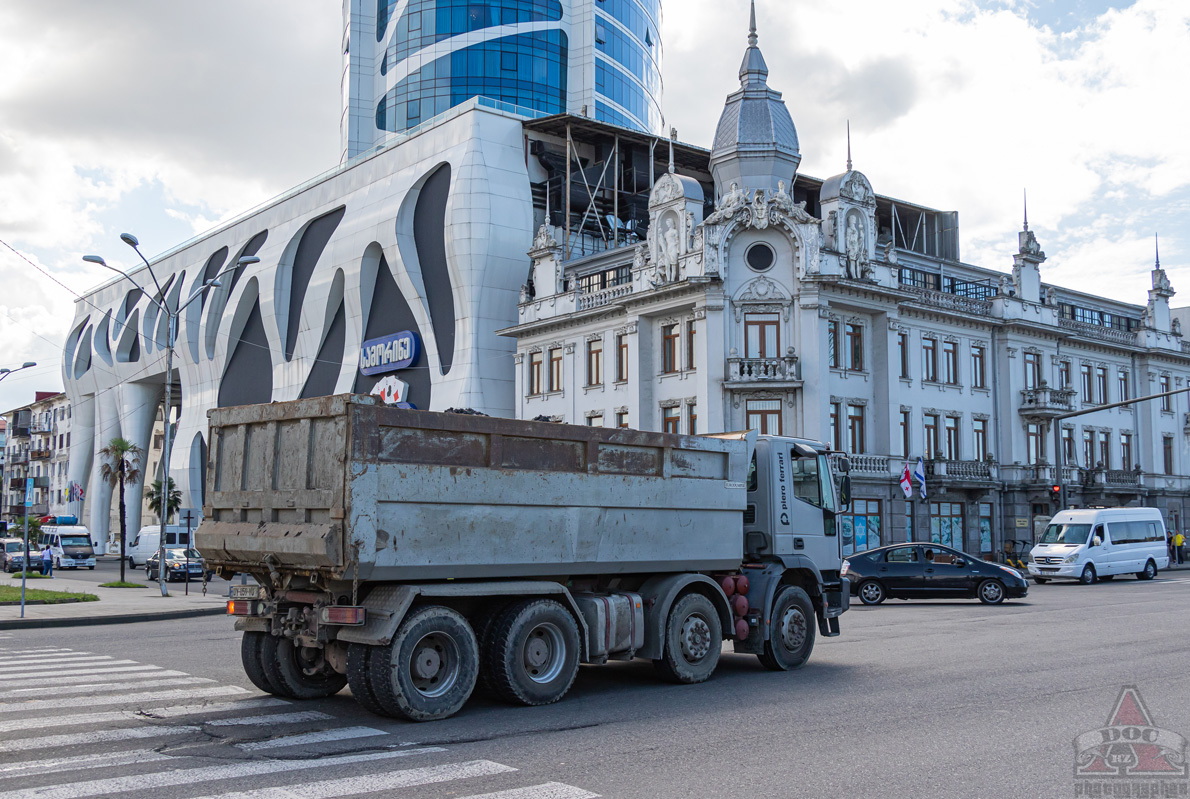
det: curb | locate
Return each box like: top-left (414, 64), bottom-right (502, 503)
top-left (0, 605), bottom-right (225, 630)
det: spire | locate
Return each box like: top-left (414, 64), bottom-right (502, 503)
top-left (846, 121), bottom-right (852, 171)
top-left (749, 0), bottom-right (758, 47)
top-left (1023, 188), bottom-right (1029, 232)
top-left (1155, 232), bottom-right (1161, 268)
top-left (739, 0), bottom-right (769, 86)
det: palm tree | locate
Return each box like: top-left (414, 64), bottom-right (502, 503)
top-left (146, 477), bottom-right (182, 525)
top-left (98, 437), bottom-right (142, 583)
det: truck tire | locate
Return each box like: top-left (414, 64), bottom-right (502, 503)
top-left (472, 603), bottom-right (507, 698)
top-left (1137, 559), bottom-right (1158, 581)
top-left (346, 643), bottom-right (389, 717)
top-left (271, 638), bottom-right (347, 699)
top-left (240, 631), bottom-right (282, 695)
top-left (653, 592), bottom-right (722, 685)
top-left (484, 599), bottom-right (580, 707)
top-left (368, 605), bottom-right (479, 722)
top-left (757, 586), bottom-right (816, 671)
top-left (259, 634), bottom-right (298, 699)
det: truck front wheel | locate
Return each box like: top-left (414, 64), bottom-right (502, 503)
top-left (271, 639), bottom-right (347, 699)
top-left (654, 592), bottom-right (722, 685)
top-left (485, 599), bottom-right (580, 707)
top-left (757, 586), bottom-right (816, 671)
top-left (368, 605), bottom-right (479, 722)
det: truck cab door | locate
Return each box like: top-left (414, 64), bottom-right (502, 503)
top-left (775, 447), bottom-right (842, 572)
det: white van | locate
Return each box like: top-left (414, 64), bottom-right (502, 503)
top-left (127, 525), bottom-right (192, 568)
top-left (38, 525), bottom-right (96, 570)
top-left (1028, 508), bottom-right (1170, 584)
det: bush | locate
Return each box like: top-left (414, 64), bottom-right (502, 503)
top-left (98, 581), bottom-right (143, 589)
top-left (8, 571), bottom-right (49, 580)
top-left (0, 586), bottom-right (97, 604)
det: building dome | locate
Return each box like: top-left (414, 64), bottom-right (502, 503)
top-left (710, 1), bottom-right (801, 197)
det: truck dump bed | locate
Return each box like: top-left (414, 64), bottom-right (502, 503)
top-left (197, 395), bottom-right (752, 582)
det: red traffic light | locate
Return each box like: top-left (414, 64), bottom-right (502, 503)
top-left (1051, 485), bottom-right (1061, 494)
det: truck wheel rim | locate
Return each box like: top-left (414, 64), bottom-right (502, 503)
top-left (862, 583), bottom-right (881, 602)
top-left (523, 622), bottom-right (566, 684)
top-left (408, 632), bottom-right (459, 698)
top-left (982, 582), bottom-right (1003, 602)
top-left (680, 614), bottom-right (712, 663)
top-left (1146, 562), bottom-right (1156, 579)
top-left (779, 606), bottom-right (807, 652)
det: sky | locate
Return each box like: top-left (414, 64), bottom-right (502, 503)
top-left (0, 0), bottom-right (1186, 412)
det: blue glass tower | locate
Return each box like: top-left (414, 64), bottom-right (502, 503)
top-left (343, 0), bottom-right (664, 160)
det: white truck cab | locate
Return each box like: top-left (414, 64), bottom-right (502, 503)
top-left (127, 525), bottom-right (192, 568)
top-left (39, 524), bottom-right (97, 570)
top-left (1028, 507), bottom-right (1169, 584)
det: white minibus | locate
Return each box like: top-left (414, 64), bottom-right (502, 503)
top-left (1028, 507), bottom-right (1170, 584)
top-left (126, 525), bottom-right (191, 568)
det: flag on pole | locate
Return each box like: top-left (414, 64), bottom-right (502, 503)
top-left (914, 457), bottom-right (927, 499)
top-left (899, 461), bottom-right (913, 499)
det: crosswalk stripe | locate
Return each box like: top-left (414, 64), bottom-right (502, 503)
top-left (0, 750), bottom-right (171, 779)
top-left (0, 697), bottom-right (288, 734)
top-left (185, 759), bottom-right (514, 799)
top-left (0, 657), bottom-right (117, 671)
top-left (236, 726), bottom-right (388, 751)
top-left (0, 685), bottom-right (247, 714)
top-left (0, 669), bottom-right (185, 690)
top-left (0, 649), bottom-right (73, 655)
top-left (457, 784), bottom-right (601, 799)
top-left (0, 725), bottom-right (201, 753)
top-left (0, 662), bottom-right (143, 681)
top-left (207, 711), bottom-right (333, 727)
top-left (0, 746), bottom-right (447, 799)
top-left (0, 676), bottom-right (214, 698)
top-left (0, 654), bottom-right (94, 664)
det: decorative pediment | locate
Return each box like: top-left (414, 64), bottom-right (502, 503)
top-left (735, 275), bottom-right (790, 304)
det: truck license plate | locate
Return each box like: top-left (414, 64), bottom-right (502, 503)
top-left (230, 585), bottom-right (262, 600)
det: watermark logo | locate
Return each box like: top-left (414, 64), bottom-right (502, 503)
top-left (1074, 685), bottom-right (1187, 797)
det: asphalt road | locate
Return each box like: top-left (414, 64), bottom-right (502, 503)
top-left (27, 555), bottom-right (233, 595)
top-left (1, 574), bottom-right (1188, 799)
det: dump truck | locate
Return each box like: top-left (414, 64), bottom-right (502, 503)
top-left (196, 394), bottom-right (851, 722)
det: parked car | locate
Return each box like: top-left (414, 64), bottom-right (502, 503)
top-left (145, 548), bottom-right (213, 582)
top-left (1, 538), bottom-right (32, 573)
top-left (844, 543), bottom-right (1029, 605)
top-left (1027, 507), bottom-right (1169, 584)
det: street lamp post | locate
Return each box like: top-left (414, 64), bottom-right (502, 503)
top-left (83, 242), bottom-right (257, 596)
top-left (0, 361), bottom-right (38, 619)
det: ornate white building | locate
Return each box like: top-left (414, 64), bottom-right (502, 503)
top-left (502, 10), bottom-right (1190, 556)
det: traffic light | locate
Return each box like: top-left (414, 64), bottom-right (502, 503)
top-left (1050, 484), bottom-right (1062, 507)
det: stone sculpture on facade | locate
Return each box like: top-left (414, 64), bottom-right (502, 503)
top-left (662, 219), bottom-right (681, 282)
top-left (844, 215), bottom-right (867, 279)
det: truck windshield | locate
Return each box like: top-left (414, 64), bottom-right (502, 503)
top-left (60, 536), bottom-right (91, 547)
top-left (1039, 523), bottom-right (1090, 545)
top-left (4, 542), bottom-right (23, 552)
top-left (790, 453), bottom-right (836, 512)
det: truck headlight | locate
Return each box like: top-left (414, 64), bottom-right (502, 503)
top-left (1064, 554), bottom-right (1078, 564)
top-left (841, 559), bottom-right (851, 578)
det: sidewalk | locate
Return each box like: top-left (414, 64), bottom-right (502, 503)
top-left (0, 576), bottom-right (228, 629)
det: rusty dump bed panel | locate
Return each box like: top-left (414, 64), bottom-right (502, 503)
top-left (196, 394), bottom-right (751, 582)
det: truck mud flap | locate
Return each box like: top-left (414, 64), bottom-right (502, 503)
top-left (195, 522), bottom-right (342, 572)
top-left (817, 580), bottom-right (848, 637)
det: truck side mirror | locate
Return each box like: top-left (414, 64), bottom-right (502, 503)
top-left (838, 475), bottom-right (852, 512)
top-left (1092, 536), bottom-right (1102, 548)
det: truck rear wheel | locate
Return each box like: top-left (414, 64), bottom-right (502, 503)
top-left (654, 592), bottom-right (722, 685)
top-left (240, 631), bottom-right (282, 695)
top-left (484, 599), bottom-right (580, 707)
top-left (758, 587), bottom-right (816, 671)
top-left (368, 605), bottom-right (478, 722)
top-left (346, 643), bottom-right (389, 716)
top-left (271, 638), bottom-right (347, 699)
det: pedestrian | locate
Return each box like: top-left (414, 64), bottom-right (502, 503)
top-left (40, 544), bottom-right (53, 577)
top-left (1176, 531), bottom-right (1186, 566)
top-left (1170, 532), bottom-right (1177, 565)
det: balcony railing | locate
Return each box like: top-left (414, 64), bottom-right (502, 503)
top-left (925, 459), bottom-right (993, 481)
top-left (577, 282), bottom-right (633, 311)
top-left (31, 476), bottom-right (49, 489)
top-left (1104, 469), bottom-right (1141, 487)
top-left (7, 452), bottom-right (27, 465)
top-left (29, 421), bottom-right (53, 435)
top-left (726, 356), bottom-right (801, 384)
top-left (903, 286), bottom-right (992, 317)
top-left (1058, 317), bottom-right (1138, 346)
top-left (832, 454), bottom-right (891, 476)
top-left (1019, 385), bottom-right (1077, 416)
top-left (29, 449), bottom-right (51, 461)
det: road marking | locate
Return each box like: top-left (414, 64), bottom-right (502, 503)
top-left (0, 746), bottom-right (448, 799)
top-left (0, 684), bottom-right (247, 714)
top-left (0, 749), bottom-right (171, 779)
top-left (0, 676), bottom-right (213, 698)
top-left (0, 662), bottom-right (145, 681)
top-left (185, 760), bottom-right (515, 799)
top-left (236, 726), bottom-right (389, 751)
top-left (0, 697), bottom-right (288, 733)
top-left (0, 656), bottom-right (118, 671)
top-left (0, 669), bottom-right (185, 689)
top-left (0, 649), bottom-right (72, 655)
top-left (0, 725), bottom-right (201, 752)
top-left (0, 653), bottom-right (94, 664)
top-left (207, 711), bottom-right (334, 727)
top-left (458, 785), bottom-right (601, 799)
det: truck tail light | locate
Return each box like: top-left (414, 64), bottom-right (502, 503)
top-left (227, 600), bottom-right (260, 616)
top-left (320, 606), bottom-right (366, 626)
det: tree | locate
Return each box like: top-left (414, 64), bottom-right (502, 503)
top-left (13, 516), bottom-right (41, 575)
top-left (98, 437), bottom-right (142, 584)
top-left (146, 477), bottom-right (182, 525)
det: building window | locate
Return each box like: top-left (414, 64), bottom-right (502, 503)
top-left (686, 322), bottom-right (697, 370)
top-left (1098, 432), bottom-right (1111, 469)
top-left (528, 351), bottom-right (543, 396)
top-left (929, 502), bottom-right (964, 549)
top-left (944, 416), bottom-right (960, 460)
top-left (978, 503), bottom-right (993, 555)
top-left (1080, 364), bottom-right (1093, 403)
top-left (1161, 375), bottom-right (1172, 411)
top-left (662, 406), bottom-right (680, 434)
top-left (1026, 423), bottom-right (1044, 465)
top-left (616, 411), bottom-right (629, 429)
top-left (900, 410), bottom-right (911, 458)
top-left (586, 338), bottom-right (603, 387)
top-left (924, 414), bottom-right (940, 458)
top-left (1059, 361), bottom-right (1071, 390)
top-left (942, 342), bottom-right (958, 385)
top-left (840, 499), bottom-right (882, 557)
top-left (1024, 352), bottom-right (1041, 390)
top-left (661, 324), bottom-right (679, 374)
top-left (746, 400), bottom-right (782, 435)
top-left (745, 313), bottom-right (780, 359)
top-left (587, 414), bottom-right (604, 428)
top-left (616, 334), bottom-right (628, 382)
top-left (1083, 429), bottom-right (1095, 468)
top-left (898, 333), bottom-right (910, 379)
top-left (971, 345), bottom-right (986, 389)
top-left (847, 404), bottom-right (865, 455)
top-left (973, 419), bottom-right (988, 462)
top-left (1117, 370), bottom-right (1129, 403)
top-left (1061, 427), bottom-right (1076, 465)
top-left (1163, 435), bottom-right (1174, 475)
top-left (829, 403), bottom-right (841, 451)
top-left (1095, 366), bottom-right (1108, 404)
top-left (827, 321), bottom-right (840, 368)
top-left (846, 323), bottom-right (863, 371)
top-left (548, 347), bottom-right (563, 393)
top-left (921, 338), bottom-right (938, 382)
top-left (1120, 433), bottom-right (1133, 471)
top-left (688, 403), bottom-right (697, 435)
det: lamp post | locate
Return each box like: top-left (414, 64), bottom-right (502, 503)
top-left (1, 361), bottom-right (38, 619)
top-left (83, 242), bottom-right (257, 596)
